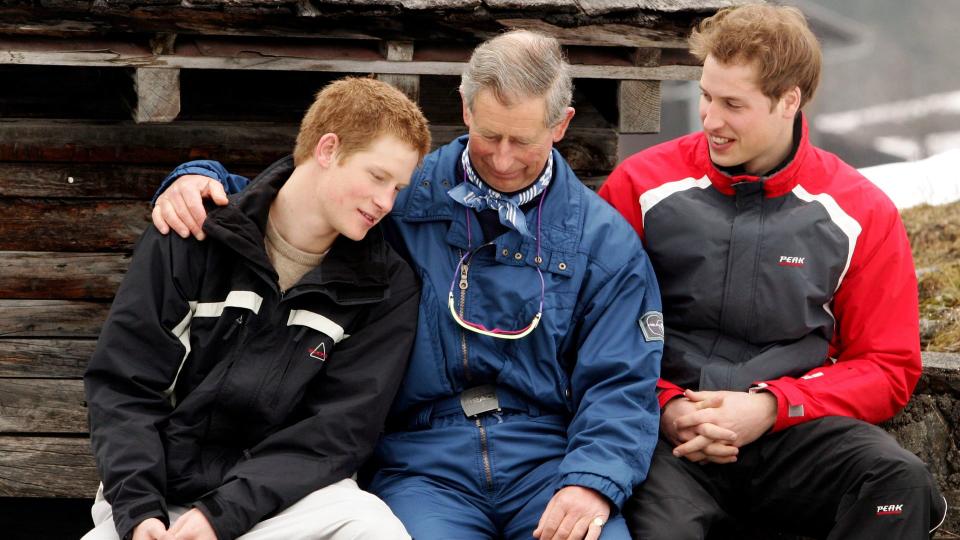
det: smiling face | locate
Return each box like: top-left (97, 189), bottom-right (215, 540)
top-left (462, 89), bottom-right (573, 192)
top-left (314, 134), bottom-right (420, 241)
top-left (699, 55), bottom-right (800, 175)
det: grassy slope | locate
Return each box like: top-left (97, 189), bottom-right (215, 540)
top-left (902, 201), bottom-right (960, 352)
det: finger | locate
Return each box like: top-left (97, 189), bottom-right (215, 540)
top-left (674, 409), bottom-right (713, 431)
top-left (158, 199), bottom-right (191, 238)
top-left (705, 453), bottom-right (739, 464)
top-left (169, 187), bottom-right (204, 240)
top-left (693, 395), bottom-right (724, 410)
top-left (567, 516), bottom-right (591, 540)
top-left (206, 180), bottom-right (230, 206)
top-left (702, 441), bottom-right (739, 458)
top-left (695, 422), bottom-right (737, 442)
top-left (673, 434), bottom-right (713, 457)
top-left (151, 204), bottom-right (171, 235)
top-left (182, 183), bottom-right (211, 240)
top-left (533, 498), bottom-right (557, 538)
top-left (585, 518), bottom-right (604, 540)
top-left (684, 389), bottom-right (722, 406)
top-left (685, 450), bottom-right (708, 463)
top-left (553, 514), bottom-right (580, 540)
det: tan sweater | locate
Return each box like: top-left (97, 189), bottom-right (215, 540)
top-left (264, 217), bottom-right (327, 292)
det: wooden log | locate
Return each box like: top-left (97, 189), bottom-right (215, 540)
top-left (377, 41), bottom-right (420, 102)
top-left (0, 37), bottom-right (702, 80)
top-left (619, 79), bottom-right (661, 134)
top-left (132, 67), bottom-right (182, 123)
top-left (0, 252), bottom-right (129, 300)
top-left (0, 436), bottom-right (98, 497)
top-left (0, 300), bottom-right (108, 338)
top-left (0, 119), bottom-right (298, 165)
top-left (0, 378), bottom-right (87, 433)
top-left (0, 199), bottom-right (149, 252)
top-left (0, 339), bottom-right (96, 378)
top-left (0, 162), bottom-right (169, 199)
top-left (0, 5), bottom-right (708, 47)
top-left (0, 120), bottom-right (615, 176)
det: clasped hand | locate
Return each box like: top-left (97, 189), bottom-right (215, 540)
top-left (661, 389), bottom-right (777, 464)
top-left (132, 509), bottom-right (216, 540)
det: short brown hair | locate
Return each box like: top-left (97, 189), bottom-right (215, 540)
top-left (689, 5), bottom-right (822, 108)
top-left (294, 77), bottom-right (431, 166)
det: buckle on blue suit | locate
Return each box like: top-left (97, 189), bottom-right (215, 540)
top-left (459, 384), bottom-right (501, 418)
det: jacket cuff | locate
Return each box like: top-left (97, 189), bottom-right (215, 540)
top-left (753, 380), bottom-right (803, 432)
top-left (152, 161), bottom-right (230, 204)
top-left (656, 379), bottom-right (684, 409)
top-left (115, 499), bottom-right (168, 540)
top-left (194, 493), bottom-right (249, 540)
top-left (559, 472), bottom-right (628, 510)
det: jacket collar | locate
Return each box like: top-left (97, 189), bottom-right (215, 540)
top-left (396, 135), bottom-right (583, 258)
top-left (694, 114), bottom-right (811, 198)
top-left (203, 156), bottom-right (392, 294)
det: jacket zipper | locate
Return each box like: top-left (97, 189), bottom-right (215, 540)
top-left (476, 417), bottom-right (494, 490)
top-left (459, 254), bottom-right (472, 382)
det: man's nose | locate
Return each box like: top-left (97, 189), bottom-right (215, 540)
top-left (491, 140), bottom-right (516, 172)
top-left (701, 101), bottom-right (723, 131)
top-left (373, 186), bottom-right (395, 215)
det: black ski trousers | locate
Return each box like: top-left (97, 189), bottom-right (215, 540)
top-left (625, 416), bottom-right (947, 539)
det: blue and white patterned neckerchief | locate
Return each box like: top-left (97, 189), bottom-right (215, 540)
top-left (447, 146), bottom-right (553, 239)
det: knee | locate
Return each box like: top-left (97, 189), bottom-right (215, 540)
top-left (326, 495), bottom-right (410, 540)
top-left (868, 448), bottom-right (934, 488)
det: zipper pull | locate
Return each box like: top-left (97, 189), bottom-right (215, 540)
top-left (222, 314), bottom-right (245, 341)
top-left (459, 263), bottom-right (469, 290)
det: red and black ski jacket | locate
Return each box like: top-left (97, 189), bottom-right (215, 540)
top-left (599, 117), bottom-right (920, 432)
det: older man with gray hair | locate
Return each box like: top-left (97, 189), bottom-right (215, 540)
top-left (151, 30), bottom-right (662, 540)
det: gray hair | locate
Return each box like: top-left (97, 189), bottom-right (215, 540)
top-left (460, 30), bottom-right (573, 127)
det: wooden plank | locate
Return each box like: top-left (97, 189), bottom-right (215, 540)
top-left (0, 119), bottom-right (612, 174)
top-left (499, 18), bottom-right (689, 49)
top-left (0, 300), bottom-right (108, 338)
top-left (0, 251), bottom-right (129, 300)
top-left (377, 40), bottom-right (420, 102)
top-left (0, 43), bottom-right (701, 80)
top-left (573, 0), bottom-right (739, 16)
top-left (0, 339), bottom-right (96, 378)
top-left (132, 67), bottom-right (181, 123)
top-left (0, 119), bottom-right (298, 165)
top-left (0, 436), bottom-right (98, 497)
top-left (0, 199), bottom-right (149, 252)
top-left (0, 379), bottom-right (87, 434)
top-left (0, 162), bottom-right (168, 199)
top-left (619, 79), bottom-right (661, 134)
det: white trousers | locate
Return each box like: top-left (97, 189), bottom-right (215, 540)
top-left (81, 478), bottom-right (410, 540)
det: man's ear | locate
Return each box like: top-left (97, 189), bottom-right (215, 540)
top-left (460, 91), bottom-right (473, 130)
top-left (551, 107), bottom-right (576, 143)
top-left (314, 133), bottom-right (340, 168)
top-left (781, 87), bottom-right (802, 118)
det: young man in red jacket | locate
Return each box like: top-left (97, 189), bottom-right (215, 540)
top-left (600, 5), bottom-right (948, 538)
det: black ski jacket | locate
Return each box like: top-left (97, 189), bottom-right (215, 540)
top-left (85, 156), bottom-right (419, 540)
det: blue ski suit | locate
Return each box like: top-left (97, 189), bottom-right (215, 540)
top-left (158, 136), bottom-right (662, 538)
